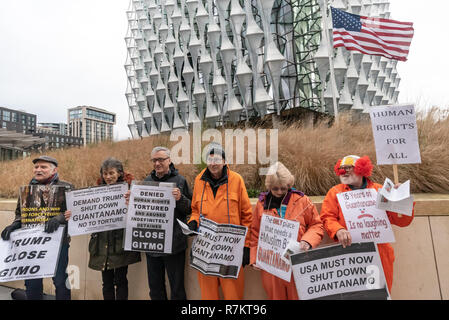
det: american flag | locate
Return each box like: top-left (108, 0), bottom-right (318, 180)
top-left (331, 7), bottom-right (414, 61)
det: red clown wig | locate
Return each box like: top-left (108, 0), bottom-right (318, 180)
top-left (334, 155), bottom-right (373, 177)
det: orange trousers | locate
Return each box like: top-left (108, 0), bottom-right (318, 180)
top-left (197, 269), bottom-right (245, 300)
top-left (261, 271), bottom-right (298, 300)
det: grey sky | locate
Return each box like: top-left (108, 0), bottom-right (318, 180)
top-left (0, 1), bottom-right (447, 142)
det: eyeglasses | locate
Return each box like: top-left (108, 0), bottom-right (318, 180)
top-left (206, 157), bottom-right (224, 164)
top-left (271, 187), bottom-right (288, 192)
top-left (151, 157), bottom-right (169, 163)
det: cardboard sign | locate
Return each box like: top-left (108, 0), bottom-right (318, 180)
top-left (291, 242), bottom-right (390, 300)
top-left (369, 104), bottom-right (421, 165)
top-left (124, 183), bottom-right (175, 253)
top-left (66, 183), bottom-right (128, 236)
top-left (190, 217), bottom-right (247, 279)
top-left (337, 189), bottom-right (395, 244)
top-left (256, 214), bottom-right (300, 281)
top-left (0, 226), bottom-right (64, 282)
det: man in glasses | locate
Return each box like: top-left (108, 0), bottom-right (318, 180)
top-left (142, 146), bottom-right (192, 300)
top-left (187, 143), bottom-right (253, 300)
top-left (320, 155), bottom-right (414, 294)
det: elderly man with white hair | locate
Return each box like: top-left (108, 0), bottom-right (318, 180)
top-left (142, 146), bottom-right (192, 300)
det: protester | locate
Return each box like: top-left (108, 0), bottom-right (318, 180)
top-left (1, 155), bottom-right (72, 300)
top-left (187, 143), bottom-right (252, 300)
top-left (65, 157), bottom-right (141, 300)
top-left (126, 147), bottom-right (192, 300)
top-left (249, 161), bottom-right (324, 299)
top-left (320, 155), bottom-right (414, 292)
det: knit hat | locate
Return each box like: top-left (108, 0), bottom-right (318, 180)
top-left (334, 155), bottom-right (373, 177)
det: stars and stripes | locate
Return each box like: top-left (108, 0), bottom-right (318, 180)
top-left (331, 7), bottom-right (414, 61)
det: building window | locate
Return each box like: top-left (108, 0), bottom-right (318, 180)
top-left (3, 111), bottom-right (11, 121)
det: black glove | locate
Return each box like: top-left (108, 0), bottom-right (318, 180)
top-left (44, 218), bottom-right (60, 233)
top-left (1, 220), bottom-right (21, 241)
top-left (242, 247), bottom-right (250, 267)
top-left (187, 221), bottom-right (198, 236)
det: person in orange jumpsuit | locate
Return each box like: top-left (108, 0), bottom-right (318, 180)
top-left (250, 162), bottom-right (324, 300)
top-left (320, 155), bottom-right (414, 293)
top-left (187, 144), bottom-right (253, 300)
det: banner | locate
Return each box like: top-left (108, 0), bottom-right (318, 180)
top-left (124, 183), bottom-right (175, 253)
top-left (190, 217), bottom-right (247, 279)
top-left (256, 214), bottom-right (300, 281)
top-left (0, 226), bottom-right (64, 282)
top-left (369, 104), bottom-right (421, 165)
top-left (337, 189), bottom-right (395, 244)
top-left (19, 185), bottom-right (66, 229)
top-left (291, 242), bottom-right (390, 300)
top-left (66, 183), bottom-right (128, 236)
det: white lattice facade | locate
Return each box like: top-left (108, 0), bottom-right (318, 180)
top-left (124, 0), bottom-right (401, 137)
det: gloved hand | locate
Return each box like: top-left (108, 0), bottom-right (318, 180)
top-left (242, 247), bottom-right (250, 267)
top-left (187, 221), bottom-right (198, 234)
top-left (44, 217), bottom-right (60, 233)
top-left (1, 220), bottom-right (21, 241)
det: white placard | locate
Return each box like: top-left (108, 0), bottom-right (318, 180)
top-left (190, 217), bottom-right (247, 279)
top-left (0, 226), bottom-right (64, 282)
top-left (256, 214), bottom-right (300, 281)
top-left (337, 189), bottom-right (395, 244)
top-left (291, 242), bottom-right (390, 300)
top-left (369, 104), bottom-right (421, 165)
top-left (66, 183), bottom-right (128, 236)
top-left (124, 184), bottom-right (175, 253)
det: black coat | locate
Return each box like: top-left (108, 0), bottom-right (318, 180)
top-left (144, 163), bottom-right (192, 256)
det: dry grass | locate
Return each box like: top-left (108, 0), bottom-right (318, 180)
top-left (1, 108), bottom-right (448, 198)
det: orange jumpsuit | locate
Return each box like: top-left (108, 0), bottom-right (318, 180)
top-left (250, 191), bottom-right (324, 300)
top-left (320, 180), bottom-right (414, 292)
top-left (188, 166), bottom-right (253, 300)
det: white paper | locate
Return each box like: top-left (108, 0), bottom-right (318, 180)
top-left (177, 218), bottom-right (200, 236)
top-left (379, 178), bottom-right (410, 201)
top-left (376, 192), bottom-right (414, 216)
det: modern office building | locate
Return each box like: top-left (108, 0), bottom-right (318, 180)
top-left (68, 106), bottom-right (116, 146)
top-left (0, 107), bottom-right (37, 134)
top-left (37, 122), bottom-right (67, 135)
top-left (0, 107), bottom-right (44, 161)
top-left (124, 0), bottom-right (402, 137)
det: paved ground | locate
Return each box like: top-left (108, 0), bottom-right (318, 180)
top-left (0, 286), bottom-right (55, 300)
top-left (0, 286), bottom-right (14, 300)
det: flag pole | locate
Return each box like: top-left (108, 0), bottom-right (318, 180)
top-left (321, 0), bottom-right (339, 123)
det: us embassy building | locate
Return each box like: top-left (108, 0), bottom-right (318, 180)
top-left (124, 0), bottom-right (401, 137)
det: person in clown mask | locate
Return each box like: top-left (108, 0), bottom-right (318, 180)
top-left (320, 155), bottom-right (414, 293)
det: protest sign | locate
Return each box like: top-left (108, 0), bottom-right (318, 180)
top-left (256, 214), bottom-right (300, 281)
top-left (66, 183), bottom-right (128, 236)
top-left (291, 242), bottom-right (390, 300)
top-left (124, 183), bottom-right (175, 253)
top-left (369, 104), bottom-right (421, 165)
top-left (19, 185), bottom-right (66, 229)
top-left (0, 226), bottom-right (64, 282)
top-left (190, 217), bottom-right (247, 278)
top-left (337, 189), bottom-right (395, 244)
